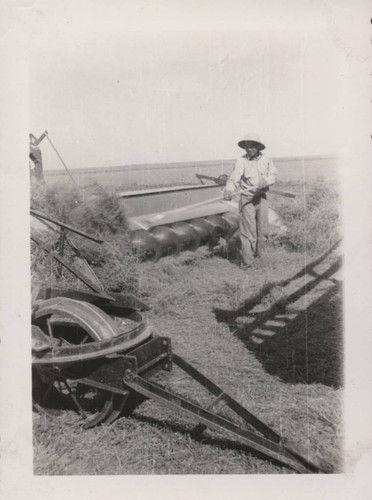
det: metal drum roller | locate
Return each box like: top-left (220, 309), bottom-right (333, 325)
top-left (128, 229), bottom-right (162, 261)
top-left (201, 216), bottom-right (225, 245)
top-left (170, 222), bottom-right (201, 251)
top-left (186, 219), bottom-right (210, 245)
top-left (205, 215), bottom-right (230, 238)
top-left (221, 212), bottom-right (240, 238)
top-left (188, 218), bottom-right (220, 246)
top-left (150, 226), bottom-right (181, 257)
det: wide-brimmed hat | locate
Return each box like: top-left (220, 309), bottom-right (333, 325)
top-left (238, 133), bottom-right (265, 151)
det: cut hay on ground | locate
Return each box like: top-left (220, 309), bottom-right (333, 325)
top-left (33, 244), bottom-right (343, 474)
top-left (32, 180), bottom-right (343, 474)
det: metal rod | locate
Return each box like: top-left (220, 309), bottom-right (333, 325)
top-left (190, 393), bottom-right (227, 437)
top-left (62, 379), bottom-right (88, 419)
top-left (59, 227), bottom-right (66, 257)
top-left (269, 190), bottom-right (296, 199)
top-left (73, 377), bottom-right (129, 397)
top-left (196, 174), bottom-right (228, 186)
top-left (196, 173), bottom-right (296, 198)
top-left (119, 183), bottom-right (219, 198)
top-left (56, 228), bottom-right (66, 278)
top-left (137, 352), bottom-right (169, 373)
top-left (31, 130), bottom-right (48, 146)
top-left (45, 134), bottom-right (79, 187)
top-left (173, 354), bottom-right (280, 442)
top-left (31, 235), bottom-right (113, 298)
top-left (172, 353), bottom-right (329, 472)
top-left (32, 212), bottom-right (105, 290)
top-left (30, 209), bottom-right (103, 243)
top-left (64, 236), bottom-right (105, 290)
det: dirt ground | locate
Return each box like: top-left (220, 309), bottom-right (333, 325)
top-left (33, 240), bottom-right (343, 475)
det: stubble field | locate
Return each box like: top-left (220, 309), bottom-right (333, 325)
top-left (32, 179), bottom-right (343, 475)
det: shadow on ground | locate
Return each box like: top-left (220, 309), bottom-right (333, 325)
top-left (131, 412), bottom-right (290, 473)
top-left (214, 242), bottom-right (343, 388)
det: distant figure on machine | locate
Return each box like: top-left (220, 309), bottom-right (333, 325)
top-left (223, 133), bottom-right (277, 270)
top-left (29, 132), bottom-right (47, 183)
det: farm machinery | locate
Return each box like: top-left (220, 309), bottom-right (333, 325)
top-left (124, 173), bottom-right (291, 262)
top-left (31, 208), bottom-right (332, 474)
top-left (30, 129), bottom-right (291, 263)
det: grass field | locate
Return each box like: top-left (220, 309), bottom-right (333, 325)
top-left (32, 179), bottom-right (343, 475)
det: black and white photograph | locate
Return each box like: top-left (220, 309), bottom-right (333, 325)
top-left (1, 0), bottom-right (371, 498)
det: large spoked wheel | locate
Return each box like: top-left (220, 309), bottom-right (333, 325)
top-left (32, 297), bottom-right (138, 428)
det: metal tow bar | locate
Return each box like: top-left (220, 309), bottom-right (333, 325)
top-left (123, 353), bottom-right (333, 474)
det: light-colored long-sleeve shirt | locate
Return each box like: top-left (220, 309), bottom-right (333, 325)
top-left (225, 152), bottom-right (277, 200)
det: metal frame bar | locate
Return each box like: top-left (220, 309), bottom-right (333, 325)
top-left (172, 354), bottom-right (331, 472)
top-left (32, 213), bottom-right (106, 290)
top-left (123, 371), bottom-right (311, 473)
top-left (119, 183), bottom-right (219, 198)
top-left (120, 352), bottom-right (332, 473)
top-left (31, 209), bottom-right (103, 243)
top-left (33, 314), bottom-right (331, 472)
top-left (31, 234), bottom-right (112, 298)
top-left (172, 354), bottom-right (279, 442)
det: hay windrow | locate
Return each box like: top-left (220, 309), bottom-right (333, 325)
top-left (270, 181), bottom-right (341, 253)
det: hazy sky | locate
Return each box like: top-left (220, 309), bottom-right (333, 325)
top-left (29, 2), bottom-right (345, 170)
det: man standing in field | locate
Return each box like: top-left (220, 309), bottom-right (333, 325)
top-left (29, 133), bottom-right (46, 183)
top-left (223, 133), bottom-right (277, 269)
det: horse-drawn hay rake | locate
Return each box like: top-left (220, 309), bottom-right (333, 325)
top-left (31, 209), bottom-right (332, 474)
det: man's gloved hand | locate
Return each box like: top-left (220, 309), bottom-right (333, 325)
top-left (223, 189), bottom-right (233, 201)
